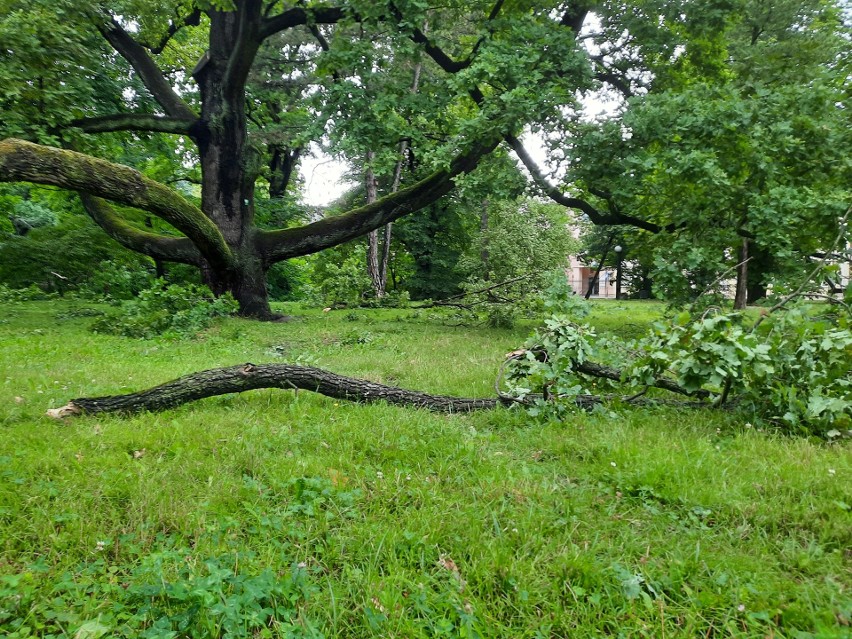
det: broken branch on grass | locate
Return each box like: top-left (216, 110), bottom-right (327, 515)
top-left (46, 358), bottom-right (713, 419)
top-left (46, 363), bottom-right (507, 416)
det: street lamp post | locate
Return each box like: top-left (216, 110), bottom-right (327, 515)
top-left (614, 245), bottom-right (623, 300)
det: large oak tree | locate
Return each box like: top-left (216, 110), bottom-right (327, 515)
top-left (0, 0), bottom-right (608, 317)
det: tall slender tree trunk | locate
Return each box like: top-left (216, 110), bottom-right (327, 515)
top-left (734, 238), bottom-right (749, 310)
top-left (367, 52), bottom-right (424, 299)
top-left (586, 234), bottom-right (614, 300)
top-left (480, 199), bottom-right (490, 280)
top-left (365, 151), bottom-right (383, 297)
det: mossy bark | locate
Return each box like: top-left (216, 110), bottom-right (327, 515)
top-left (54, 363), bottom-right (503, 415)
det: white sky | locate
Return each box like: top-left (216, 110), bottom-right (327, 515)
top-left (299, 145), bottom-right (354, 206)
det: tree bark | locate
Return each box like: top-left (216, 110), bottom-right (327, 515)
top-left (47, 363), bottom-right (503, 416)
top-left (734, 238), bottom-right (749, 310)
top-left (365, 151), bottom-right (383, 297)
top-left (0, 139), bottom-right (231, 268)
top-left (480, 199), bottom-right (490, 279)
top-left (193, 7), bottom-right (274, 318)
top-left (44, 357), bottom-right (712, 420)
top-left (585, 234), bottom-right (614, 299)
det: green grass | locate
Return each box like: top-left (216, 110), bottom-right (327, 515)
top-left (0, 300), bottom-right (849, 638)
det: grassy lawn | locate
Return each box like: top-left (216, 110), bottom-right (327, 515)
top-left (0, 300), bottom-right (849, 638)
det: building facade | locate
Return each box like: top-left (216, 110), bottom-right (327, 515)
top-left (566, 254), bottom-right (619, 299)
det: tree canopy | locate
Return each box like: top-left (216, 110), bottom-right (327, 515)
top-left (0, 0), bottom-right (848, 312)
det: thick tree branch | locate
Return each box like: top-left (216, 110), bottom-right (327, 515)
top-left (260, 5), bottom-right (346, 40)
top-left (45, 361), bottom-right (710, 419)
top-left (223, 0), bottom-right (264, 100)
top-left (48, 363), bottom-right (505, 416)
top-left (70, 113), bottom-right (197, 135)
top-left (406, 25), bottom-right (470, 73)
top-left (257, 137), bottom-right (501, 263)
top-left (79, 194), bottom-right (202, 265)
top-left (97, 16), bottom-right (197, 120)
top-left (505, 133), bottom-right (666, 234)
top-left (560, 4), bottom-right (589, 32)
top-left (594, 69), bottom-right (634, 98)
top-left (0, 139), bottom-right (232, 270)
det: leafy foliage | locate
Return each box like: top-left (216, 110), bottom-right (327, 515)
top-left (0, 215), bottom-right (152, 293)
top-left (8, 199), bottom-right (57, 235)
top-left (308, 249), bottom-right (372, 307)
top-left (449, 199), bottom-right (578, 327)
top-left (551, 0), bottom-right (851, 303)
top-left (508, 285), bottom-right (851, 435)
top-left (92, 281), bottom-right (238, 339)
top-left (81, 261), bottom-right (157, 302)
top-left (634, 307), bottom-right (851, 434)
top-left (0, 283), bottom-right (56, 303)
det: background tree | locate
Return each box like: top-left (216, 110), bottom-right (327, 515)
top-left (512, 0), bottom-right (850, 305)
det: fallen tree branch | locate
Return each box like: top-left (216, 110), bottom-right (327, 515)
top-left (573, 359), bottom-right (710, 398)
top-left (46, 354), bottom-right (717, 419)
top-left (47, 363), bottom-right (507, 416)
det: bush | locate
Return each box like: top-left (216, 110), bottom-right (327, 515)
top-left (379, 289), bottom-right (411, 308)
top-left (9, 199), bottom-right (57, 234)
top-left (0, 283), bottom-right (56, 303)
top-left (267, 259), bottom-right (309, 301)
top-left (309, 253), bottom-right (372, 307)
top-left (80, 261), bottom-right (156, 302)
top-left (92, 281), bottom-right (238, 339)
top-left (0, 216), bottom-right (151, 293)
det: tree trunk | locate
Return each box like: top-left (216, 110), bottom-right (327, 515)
top-left (480, 198), bottom-right (490, 279)
top-left (194, 9), bottom-right (272, 318)
top-left (365, 151), bottom-right (384, 297)
top-left (268, 146), bottom-right (300, 200)
top-left (377, 55), bottom-right (423, 294)
top-left (585, 234), bottom-right (614, 300)
top-left (202, 250), bottom-right (272, 319)
top-left (734, 238), bottom-right (749, 310)
top-left (746, 243), bottom-right (769, 304)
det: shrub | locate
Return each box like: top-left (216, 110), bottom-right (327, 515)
top-left (267, 259), bottom-right (309, 301)
top-left (92, 281), bottom-right (238, 339)
top-left (0, 283), bottom-right (57, 303)
top-left (80, 261), bottom-right (156, 302)
top-left (9, 199), bottom-right (57, 234)
top-left (309, 253), bottom-right (372, 307)
top-left (0, 216), bottom-right (151, 293)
